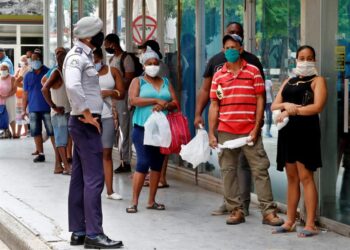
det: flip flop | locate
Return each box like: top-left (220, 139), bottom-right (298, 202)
top-left (147, 202), bottom-right (165, 210)
top-left (158, 183), bottom-right (170, 188)
top-left (126, 205), bottom-right (138, 213)
top-left (272, 223), bottom-right (296, 234)
top-left (298, 229), bottom-right (318, 237)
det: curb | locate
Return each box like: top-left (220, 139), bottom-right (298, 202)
top-left (0, 207), bottom-right (51, 250)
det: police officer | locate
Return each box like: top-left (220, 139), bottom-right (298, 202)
top-left (63, 16), bottom-right (123, 249)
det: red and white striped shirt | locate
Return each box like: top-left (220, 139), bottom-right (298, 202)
top-left (210, 60), bottom-right (265, 134)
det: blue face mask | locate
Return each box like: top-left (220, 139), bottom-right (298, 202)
top-left (225, 48), bottom-right (240, 63)
top-left (95, 62), bottom-right (102, 72)
top-left (31, 60), bottom-right (42, 70)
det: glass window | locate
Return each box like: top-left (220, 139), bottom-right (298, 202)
top-left (224, 0), bottom-right (244, 26)
top-left (322, 0), bottom-right (350, 226)
top-left (118, 0), bottom-right (127, 50)
top-left (255, 0), bottom-right (301, 203)
top-left (83, 0), bottom-right (99, 17)
top-left (106, 0), bottom-right (114, 34)
top-left (0, 25), bottom-right (16, 45)
top-left (132, 0), bottom-right (158, 50)
top-left (63, 0), bottom-right (72, 49)
top-left (49, 0), bottom-right (57, 67)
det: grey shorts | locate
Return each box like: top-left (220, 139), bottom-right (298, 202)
top-left (101, 117), bottom-right (115, 149)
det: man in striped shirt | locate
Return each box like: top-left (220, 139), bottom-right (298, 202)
top-left (209, 34), bottom-right (283, 226)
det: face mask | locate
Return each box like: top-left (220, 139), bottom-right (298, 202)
top-left (95, 62), bottom-right (103, 72)
top-left (31, 60), bottom-right (42, 70)
top-left (294, 61), bottom-right (318, 76)
top-left (144, 65), bottom-right (160, 77)
top-left (0, 70), bottom-right (9, 77)
top-left (105, 47), bottom-right (115, 54)
top-left (90, 31), bottom-right (104, 48)
top-left (225, 48), bottom-right (240, 63)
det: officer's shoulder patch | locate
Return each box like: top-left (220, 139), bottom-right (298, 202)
top-left (74, 47), bottom-right (83, 54)
top-left (69, 58), bottom-right (80, 67)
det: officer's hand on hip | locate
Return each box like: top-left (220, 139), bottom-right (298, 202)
top-left (80, 110), bottom-right (101, 134)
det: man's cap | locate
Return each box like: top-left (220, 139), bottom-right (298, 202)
top-left (73, 16), bottom-right (103, 39)
top-left (138, 40), bottom-right (162, 59)
top-left (33, 48), bottom-right (42, 55)
top-left (223, 34), bottom-right (243, 46)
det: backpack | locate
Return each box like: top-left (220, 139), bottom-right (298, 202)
top-left (120, 52), bottom-right (144, 77)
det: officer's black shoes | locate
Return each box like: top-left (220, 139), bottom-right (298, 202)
top-left (70, 233), bottom-right (85, 246)
top-left (84, 234), bottom-right (123, 249)
top-left (33, 154), bottom-right (45, 163)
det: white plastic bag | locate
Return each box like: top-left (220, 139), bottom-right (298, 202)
top-left (218, 136), bottom-right (252, 150)
top-left (179, 129), bottom-right (210, 168)
top-left (144, 111), bottom-right (172, 147)
top-left (272, 110), bottom-right (289, 130)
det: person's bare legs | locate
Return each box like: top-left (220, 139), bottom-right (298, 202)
top-left (132, 172), bottom-right (147, 206)
top-left (159, 156), bottom-right (169, 186)
top-left (148, 170), bottom-right (161, 206)
top-left (282, 163), bottom-right (300, 228)
top-left (103, 148), bottom-right (114, 195)
top-left (17, 124), bottom-right (22, 137)
top-left (34, 135), bottom-right (44, 153)
top-left (58, 146), bottom-right (70, 173)
top-left (9, 121), bottom-right (16, 138)
top-left (66, 135), bottom-right (73, 160)
top-left (297, 161), bottom-right (318, 234)
top-left (50, 136), bottom-right (62, 172)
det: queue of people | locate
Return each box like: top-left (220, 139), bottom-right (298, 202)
top-left (0, 15), bottom-right (328, 248)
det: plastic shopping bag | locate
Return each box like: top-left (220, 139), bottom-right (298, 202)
top-left (144, 111), bottom-right (172, 147)
top-left (160, 110), bottom-right (191, 155)
top-left (272, 110), bottom-right (289, 130)
top-left (179, 129), bottom-right (210, 168)
top-left (218, 136), bottom-right (253, 150)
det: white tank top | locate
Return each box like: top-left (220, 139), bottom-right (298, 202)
top-left (51, 69), bottom-right (71, 115)
top-left (99, 66), bottom-right (115, 119)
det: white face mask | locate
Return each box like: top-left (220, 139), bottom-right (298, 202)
top-left (294, 61), bottom-right (318, 76)
top-left (144, 65), bottom-right (160, 78)
top-left (0, 70), bottom-right (9, 77)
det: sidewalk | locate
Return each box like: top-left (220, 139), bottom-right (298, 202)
top-left (0, 137), bottom-right (350, 250)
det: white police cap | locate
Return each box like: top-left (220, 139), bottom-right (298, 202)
top-left (73, 16), bottom-right (103, 39)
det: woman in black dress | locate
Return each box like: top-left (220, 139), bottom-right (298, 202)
top-left (271, 45), bottom-right (327, 237)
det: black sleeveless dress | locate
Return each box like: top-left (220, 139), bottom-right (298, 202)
top-left (277, 75), bottom-right (322, 172)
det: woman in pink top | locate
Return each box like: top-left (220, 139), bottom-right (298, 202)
top-left (0, 62), bottom-right (16, 138)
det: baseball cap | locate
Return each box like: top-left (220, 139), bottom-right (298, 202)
top-left (223, 34), bottom-right (243, 46)
top-left (138, 40), bottom-right (162, 59)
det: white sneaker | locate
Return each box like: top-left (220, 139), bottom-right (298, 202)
top-left (106, 193), bottom-right (123, 200)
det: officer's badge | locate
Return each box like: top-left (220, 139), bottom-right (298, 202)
top-left (216, 85), bottom-right (224, 100)
top-left (75, 47), bottom-right (83, 54)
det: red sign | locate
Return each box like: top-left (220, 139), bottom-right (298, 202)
top-left (132, 15), bottom-right (157, 45)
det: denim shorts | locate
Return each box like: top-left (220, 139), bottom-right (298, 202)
top-left (132, 125), bottom-right (164, 174)
top-left (29, 112), bottom-right (54, 137)
top-left (51, 113), bottom-right (69, 147)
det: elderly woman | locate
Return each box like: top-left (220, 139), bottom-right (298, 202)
top-left (14, 55), bottom-right (31, 137)
top-left (271, 45), bottom-right (327, 237)
top-left (126, 47), bottom-right (178, 213)
top-left (0, 62), bottom-right (16, 138)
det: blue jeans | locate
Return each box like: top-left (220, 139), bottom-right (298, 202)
top-left (29, 112), bottom-right (54, 137)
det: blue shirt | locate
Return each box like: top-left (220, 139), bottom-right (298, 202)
top-left (23, 66), bottom-right (50, 112)
top-left (132, 77), bottom-right (172, 126)
top-left (0, 55), bottom-right (14, 75)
